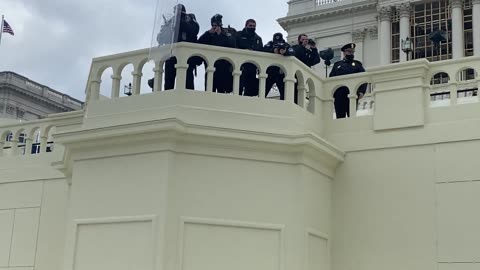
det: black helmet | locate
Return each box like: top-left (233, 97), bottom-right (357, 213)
top-left (211, 14), bottom-right (223, 26)
top-left (273, 33), bottom-right (283, 41)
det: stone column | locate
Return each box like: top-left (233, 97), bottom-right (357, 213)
top-left (40, 136), bottom-right (48, 153)
top-left (378, 6), bottom-right (392, 65)
top-left (111, 75), bottom-right (122, 98)
top-left (352, 29), bottom-right (366, 62)
top-left (451, 0), bottom-right (464, 59)
top-left (153, 61), bottom-right (164, 92)
top-left (397, 2), bottom-right (411, 62)
top-left (89, 79), bottom-right (101, 102)
top-left (258, 73), bottom-right (268, 99)
top-left (232, 70), bottom-right (241, 95)
top-left (284, 76), bottom-right (296, 103)
top-left (25, 138), bottom-right (33, 155)
top-left (0, 142), bottom-right (4, 156)
top-left (473, 0), bottom-right (480, 56)
top-left (131, 71), bottom-right (142, 95)
top-left (348, 94), bottom-right (357, 118)
top-left (206, 67), bottom-right (215, 92)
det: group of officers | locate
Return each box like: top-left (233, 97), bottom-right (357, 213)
top-left (154, 4), bottom-right (366, 119)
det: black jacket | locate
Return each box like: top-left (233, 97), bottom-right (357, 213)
top-left (263, 41), bottom-right (294, 76)
top-left (330, 58), bottom-right (367, 95)
top-left (292, 44), bottom-right (320, 67)
top-left (178, 14), bottom-right (200, 42)
top-left (198, 30), bottom-right (233, 70)
top-left (236, 29), bottom-right (263, 51)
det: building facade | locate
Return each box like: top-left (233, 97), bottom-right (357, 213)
top-left (279, 0), bottom-right (480, 76)
top-left (0, 71), bottom-right (83, 121)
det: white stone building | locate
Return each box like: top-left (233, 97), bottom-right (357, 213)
top-left (279, 0), bottom-right (480, 75)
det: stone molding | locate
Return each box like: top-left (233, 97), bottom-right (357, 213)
top-left (396, 2), bottom-right (411, 18)
top-left (352, 29), bottom-right (366, 42)
top-left (368, 26), bottom-right (378, 40)
top-left (450, 0), bottom-right (463, 9)
top-left (378, 6), bottom-right (392, 22)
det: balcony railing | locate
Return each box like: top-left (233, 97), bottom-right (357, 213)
top-left (85, 42), bottom-right (323, 114)
top-left (0, 111), bottom-right (83, 157)
top-left (315, 0), bottom-right (344, 6)
top-left (85, 42), bottom-right (480, 122)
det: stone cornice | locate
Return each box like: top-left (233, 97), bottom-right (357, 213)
top-left (278, 0), bottom-right (377, 31)
top-left (0, 83), bottom-right (73, 112)
top-left (54, 117), bottom-right (345, 181)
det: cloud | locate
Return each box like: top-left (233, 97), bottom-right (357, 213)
top-left (0, 0), bottom-right (287, 100)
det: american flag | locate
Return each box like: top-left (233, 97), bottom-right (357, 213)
top-left (2, 20), bottom-right (14, 36)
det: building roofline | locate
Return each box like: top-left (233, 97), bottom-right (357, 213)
top-left (277, 0), bottom-right (378, 31)
top-left (0, 71), bottom-right (84, 105)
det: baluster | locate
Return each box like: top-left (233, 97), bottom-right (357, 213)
top-left (348, 94), bottom-right (357, 118)
top-left (206, 67), bottom-right (215, 92)
top-left (153, 61), bottom-right (164, 92)
top-left (89, 79), bottom-right (101, 102)
top-left (258, 73), bottom-right (268, 99)
top-left (233, 69), bottom-right (241, 95)
top-left (25, 138), bottom-right (33, 155)
top-left (284, 76), bottom-right (296, 103)
top-left (111, 75), bottom-right (122, 98)
top-left (297, 85), bottom-right (306, 108)
top-left (450, 82), bottom-right (458, 105)
top-left (131, 71), bottom-right (142, 95)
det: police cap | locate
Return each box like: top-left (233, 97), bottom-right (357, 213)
top-left (341, 43), bottom-right (356, 52)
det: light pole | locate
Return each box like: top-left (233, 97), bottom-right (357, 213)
top-left (401, 37), bottom-right (412, 61)
top-left (124, 82), bottom-right (132, 96)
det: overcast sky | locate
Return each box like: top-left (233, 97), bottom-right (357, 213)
top-left (0, 0), bottom-right (288, 101)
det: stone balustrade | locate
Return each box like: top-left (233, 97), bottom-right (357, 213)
top-left (0, 111), bottom-right (83, 157)
top-left (2, 45), bottom-right (479, 160)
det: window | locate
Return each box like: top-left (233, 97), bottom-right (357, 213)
top-left (391, 9), bottom-right (400, 63)
top-left (464, 0), bottom-right (473, 56)
top-left (410, 0), bottom-right (452, 61)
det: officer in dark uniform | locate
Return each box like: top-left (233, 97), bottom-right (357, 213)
top-left (290, 34), bottom-right (320, 103)
top-left (160, 4), bottom-right (200, 91)
top-left (198, 14), bottom-right (235, 93)
top-left (235, 19), bottom-right (263, 96)
top-left (263, 33), bottom-right (294, 100)
top-left (329, 43), bottom-right (367, 119)
top-left (292, 34), bottom-right (320, 68)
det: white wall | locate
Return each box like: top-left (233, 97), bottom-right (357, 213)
top-left (332, 140), bottom-right (480, 270)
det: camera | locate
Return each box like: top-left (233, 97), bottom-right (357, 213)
top-left (308, 39), bottom-right (316, 46)
top-left (273, 42), bottom-right (288, 50)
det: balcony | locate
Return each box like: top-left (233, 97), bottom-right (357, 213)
top-left (1, 42), bottom-right (480, 160)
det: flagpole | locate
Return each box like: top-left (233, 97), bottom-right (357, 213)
top-left (0, 15), bottom-right (4, 46)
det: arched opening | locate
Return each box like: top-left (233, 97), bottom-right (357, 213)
top-left (187, 55), bottom-right (207, 91)
top-left (431, 72), bottom-right (450, 85)
top-left (355, 82), bottom-right (373, 116)
top-left (456, 68), bottom-right (478, 102)
top-left (430, 72), bottom-right (451, 106)
top-left (120, 63), bottom-right (135, 97)
top-left (266, 65), bottom-right (287, 100)
top-left (100, 67), bottom-right (114, 98)
top-left (239, 61), bottom-right (260, 97)
top-left (208, 58), bottom-right (234, 94)
top-left (141, 60), bottom-right (155, 94)
top-left (333, 85), bottom-right (350, 119)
